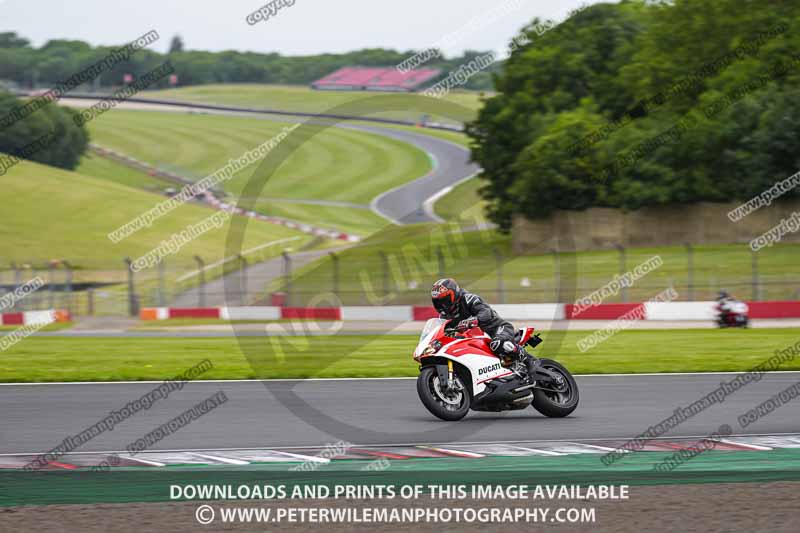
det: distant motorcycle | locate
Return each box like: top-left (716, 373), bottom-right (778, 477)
top-left (413, 318), bottom-right (579, 421)
top-left (716, 299), bottom-right (749, 328)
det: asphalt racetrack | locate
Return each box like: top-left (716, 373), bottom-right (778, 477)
top-left (2, 373), bottom-right (798, 454)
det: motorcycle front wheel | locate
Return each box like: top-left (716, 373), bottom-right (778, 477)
top-left (531, 359), bottom-right (579, 417)
top-left (417, 366), bottom-right (470, 421)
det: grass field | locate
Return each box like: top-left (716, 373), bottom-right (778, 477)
top-left (252, 200), bottom-right (389, 235)
top-left (279, 224), bottom-right (800, 305)
top-left (433, 177), bottom-right (487, 224)
top-left (1, 329), bottom-right (797, 382)
top-left (144, 84), bottom-right (486, 126)
top-left (81, 109), bottom-right (434, 234)
top-left (1, 158), bottom-right (310, 269)
top-left (76, 151), bottom-right (168, 192)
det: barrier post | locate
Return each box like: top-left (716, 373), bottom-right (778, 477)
top-left (123, 257), bottom-right (139, 317)
top-left (11, 263), bottom-right (23, 311)
top-left (193, 255), bottom-right (206, 308)
top-left (48, 260), bottom-right (55, 308)
top-left (282, 251), bottom-right (292, 307)
top-left (329, 252), bottom-right (340, 301)
top-left (63, 260), bottom-right (73, 314)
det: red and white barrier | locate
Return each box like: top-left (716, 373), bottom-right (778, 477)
top-left (140, 301), bottom-right (800, 321)
top-left (0, 309), bottom-right (71, 325)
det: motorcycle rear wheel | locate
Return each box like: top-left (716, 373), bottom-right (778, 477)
top-left (531, 359), bottom-right (579, 417)
top-left (417, 366), bottom-right (470, 421)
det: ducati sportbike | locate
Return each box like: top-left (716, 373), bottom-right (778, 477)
top-left (413, 318), bottom-right (579, 421)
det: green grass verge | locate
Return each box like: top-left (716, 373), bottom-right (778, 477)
top-left (1, 158), bottom-right (311, 271)
top-left (143, 84), bottom-right (486, 125)
top-left (1, 329), bottom-right (797, 382)
top-left (85, 109), bottom-right (432, 204)
top-left (0, 323), bottom-right (72, 332)
top-left (252, 200), bottom-right (389, 235)
top-left (433, 177), bottom-right (487, 224)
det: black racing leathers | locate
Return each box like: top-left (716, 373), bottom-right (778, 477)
top-left (442, 291), bottom-right (518, 357)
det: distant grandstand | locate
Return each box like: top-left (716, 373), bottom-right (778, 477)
top-left (311, 66), bottom-right (441, 92)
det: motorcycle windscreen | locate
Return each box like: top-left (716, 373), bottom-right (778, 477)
top-left (419, 318), bottom-right (447, 342)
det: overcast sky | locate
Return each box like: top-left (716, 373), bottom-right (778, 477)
top-left (0, 0), bottom-right (603, 57)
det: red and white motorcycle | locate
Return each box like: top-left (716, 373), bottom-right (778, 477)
top-left (413, 318), bottom-right (579, 421)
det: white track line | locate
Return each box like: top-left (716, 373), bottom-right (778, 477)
top-left (719, 439), bottom-right (773, 451)
top-left (422, 171), bottom-right (480, 223)
top-left (119, 455), bottom-right (166, 467)
top-left (4, 432), bottom-right (799, 457)
top-left (190, 453), bottom-right (249, 465)
top-left (507, 445), bottom-right (564, 456)
top-left (4, 370), bottom-right (800, 386)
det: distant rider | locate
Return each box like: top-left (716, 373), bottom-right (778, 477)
top-left (430, 278), bottom-right (537, 377)
top-left (716, 290), bottom-right (734, 316)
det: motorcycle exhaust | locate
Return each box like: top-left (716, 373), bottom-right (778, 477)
top-left (512, 393), bottom-right (533, 405)
top-left (511, 383), bottom-right (536, 394)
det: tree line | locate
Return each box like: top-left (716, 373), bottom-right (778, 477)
top-left (467, 0), bottom-right (800, 231)
top-left (0, 33), bottom-right (497, 91)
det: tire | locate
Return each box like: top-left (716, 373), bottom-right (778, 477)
top-left (531, 359), bottom-right (579, 418)
top-left (416, 366), bottom-right (471, 421)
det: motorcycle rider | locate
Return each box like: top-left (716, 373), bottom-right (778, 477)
top-left (430, 278), bottom-right (537, 377)
top-left (716, 290), bottom-right (734, 318)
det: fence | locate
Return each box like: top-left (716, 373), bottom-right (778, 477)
top-left (272, 243), bottom-right (800, 307)
top-left (1, 242), bottom-right (798, 317)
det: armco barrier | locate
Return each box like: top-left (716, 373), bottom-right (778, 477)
top-left (168, 307), bottom-right (221, 319)
top-left (644, 301), bottom-right (717, 321)
top-left (281, 307), bottom-right (342, 320)
top-left (139, 300), bottom-right (800, 321)
top-left (746, 301), bottom-right (800, 318)
top-left (0, 309), bottom-right (71, 326)
top-left (564, 303), bottom-right (643, 320)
